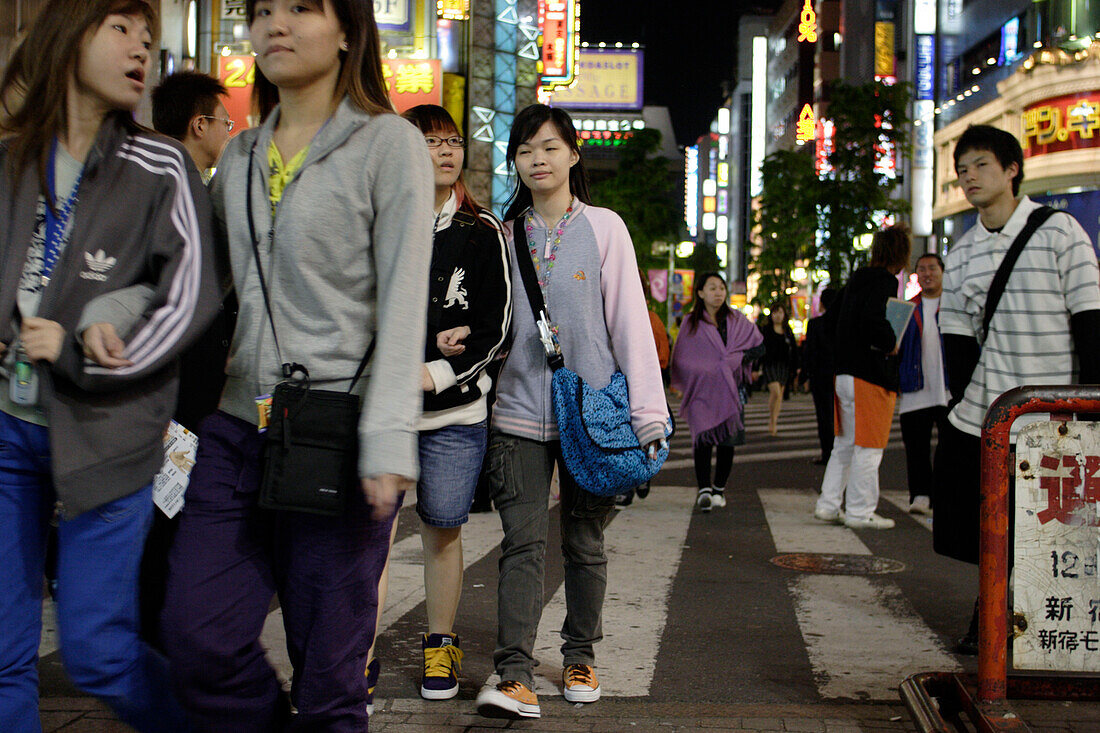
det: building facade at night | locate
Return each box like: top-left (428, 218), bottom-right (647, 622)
top-left (0, 0), bottom-right (542, 208)
top-left (925, 0), bottom-right (1100, 258)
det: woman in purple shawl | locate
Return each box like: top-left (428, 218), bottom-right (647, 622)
top-left (671, 273), bottom-right (764, 512)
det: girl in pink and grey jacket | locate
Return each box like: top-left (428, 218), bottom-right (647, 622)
top-left (475, 104), bottom-right (668, 720)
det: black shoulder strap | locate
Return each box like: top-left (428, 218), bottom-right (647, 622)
top-left (982, 205), bottom-right (1057, 342)
top-left (245, 141), bottom-right (374, 391)
top-left (511, 221), bottom-right (564, 370)
top-left (511, 220), bottom-right (545, 326)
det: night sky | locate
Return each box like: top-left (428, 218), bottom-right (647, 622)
top-left (579, 1), bottom-right (783, 146)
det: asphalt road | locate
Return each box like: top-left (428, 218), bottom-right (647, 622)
top-left (39, 392), bottom-right (1100, 731)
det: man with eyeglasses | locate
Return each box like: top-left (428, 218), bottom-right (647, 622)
top-left (139, 71), bottom-right (237, 649)
top-left (152, 71), bottom-right (234, 175)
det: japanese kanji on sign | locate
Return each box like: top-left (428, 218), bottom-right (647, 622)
top-left (1013, 420), bottom-right (1100, 672)
top-left (381, 59), bottom-right (443, 113)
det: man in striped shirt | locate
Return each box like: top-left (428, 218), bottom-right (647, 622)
top-left (933, 124), bottom-right (1100, 654)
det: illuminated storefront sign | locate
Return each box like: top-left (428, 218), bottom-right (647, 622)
top-left (915, 35), bottom-right (934, 101)
top-left (437, 0), bottom-right (470, 21)
top-left (874, 22), bottom-right (895, 79)
top-left (685, 145), bottom-right (699, 237)
top-left (577, 130), bottom-right (635, 147)
top-left (796, 104), bottom-right (815, 143)
top-left (382, 59), bottom-right (443, 113)
top-left (551, 49), bottom-right (643, 110)
top-left (538, 0), bottom-right (579, 90)
top-left (375, 0), bottom-right (412, 31)
top-left (797, 0), bottom-right (817, 43)
top-left (913, 0), bottom-right (936, 35)
top-left (218, 54), bottom-right (255, 130)
top-left (1022, 92), bottom-right (1100, 158)
top-left (815, 119), bottom-right (834, 177)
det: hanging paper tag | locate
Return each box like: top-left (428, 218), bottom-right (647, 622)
top-left (255, 393), bottom-right (272, 433)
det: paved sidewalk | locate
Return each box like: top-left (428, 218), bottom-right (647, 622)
top-left (37, 695), bottom-right (1100, 732)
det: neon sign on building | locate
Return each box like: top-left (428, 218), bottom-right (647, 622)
top-left (437, 0), bottom-right (469, 20)
top-left (798, 0), bottom-right (817, 43)
top-left (537, 0), bottom-right (580, 91)
top-left (685, 146), bottom-right (699, 237)
top-left (796, 104), bottom-right (815, 143)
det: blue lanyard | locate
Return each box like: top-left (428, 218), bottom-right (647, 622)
top-left (41, 140), bottom-right (83, 286)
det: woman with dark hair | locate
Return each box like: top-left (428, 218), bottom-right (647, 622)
top-left (476, 104), bottom-right (668, 719)
top-left (392, 103), bottom-right (511, 702)
top-left (813, 224), bottom-right (910, 531)
top-left (671, 273), bottom-right (763, 512)
top-left (160, 0), bottom-right (434, 729)
top-left (757, 301), bottom-right (798, 436)
top-left (0, 1), bottom-right (220, 729)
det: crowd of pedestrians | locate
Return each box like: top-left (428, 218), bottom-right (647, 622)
top-left (2, 1), bottom-right (1099, 730)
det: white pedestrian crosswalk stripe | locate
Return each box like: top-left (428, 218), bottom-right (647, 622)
top-left (758, 488), bottom-right (960, 699)
top-left (527, 486), bottom-right (694, 697)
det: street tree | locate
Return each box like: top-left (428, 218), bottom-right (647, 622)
top-left (751, 149), bottom-right (818, 306)
top-left (590, 128), bottom-right (682, 273)
top-left (818, 79), bottom-right (912, 283)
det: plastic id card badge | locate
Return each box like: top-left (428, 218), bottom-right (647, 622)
top-left (255, 393), bottom-right (272, 433)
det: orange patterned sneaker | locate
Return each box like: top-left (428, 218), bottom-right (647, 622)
top-left (562, 663), bottom-right (601, 703)
top-left (476, 680), bottom-right (540, 718)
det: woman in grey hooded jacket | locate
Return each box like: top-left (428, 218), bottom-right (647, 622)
top-left (159, 1), bottom-right (433, 730)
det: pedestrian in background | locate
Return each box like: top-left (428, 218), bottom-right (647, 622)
top-left (150, 70), bottom-right (233, 178)
top-left (476, 103), bottom-right (668, 719)
top-left (814, 225), bottom-right (910, 531)
top-left (934, 124), bottom-right (1100, 654)
top-left (616, 269), bottom-right (670, 509)
top-left (757, 301), bottom-right (798, 436)
top-left (399, 103), bottom-right (511, 702)
top-left (0, 1), bottom-right (220, 729)
top-left (671, 272), bottom-right (763, 513)
top-left (141, 69), bottom-right (238, 650)
top-left (799, 287), bottom-right (838, 465)
top-left (897, 253), bottom-right (948, 517)
top-left (159, 0), bottom-right (434, 729)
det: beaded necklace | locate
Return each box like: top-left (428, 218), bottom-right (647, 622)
top-left (524, 199), bottom-right (574, 290)
top-left (524, 199), bottom-right (574, 336)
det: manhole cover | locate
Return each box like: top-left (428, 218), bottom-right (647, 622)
top-left (770, 552), bottom-right (906, 575)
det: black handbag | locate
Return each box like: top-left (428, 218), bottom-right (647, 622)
top-left (245, 144), bottom-right (374, 515)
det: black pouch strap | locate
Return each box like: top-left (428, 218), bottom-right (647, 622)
top-left (511, 220), bottom-right (564, 371)
top-left (245, 142), bottom-right (374, 392)
top-left (981, 206), bottom-right (1057, 343)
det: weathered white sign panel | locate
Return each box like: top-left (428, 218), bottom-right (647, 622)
top-left (1013, 420), bottom-right (1100, 672)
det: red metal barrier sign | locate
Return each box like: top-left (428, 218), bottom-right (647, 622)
top-left (1013, 421), bottom-right (1100, 672)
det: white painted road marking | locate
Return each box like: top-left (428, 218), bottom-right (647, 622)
top-left (521, 485), bottom-right (695, 697)
top-left (759, 487), bottom-right (960, 700)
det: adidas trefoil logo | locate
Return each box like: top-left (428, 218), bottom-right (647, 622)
top-left (79, 249), bottom-right (117, 281)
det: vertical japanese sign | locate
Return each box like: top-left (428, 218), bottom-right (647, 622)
top-left (218, 55), bottom-right (256, 131)
top-left (1013, 421), bottom-right (1100, 672)
top-left (874, 22), bottom-right (895, 80)
top-left (381, 59), bottom-right (443, 113)
top-left (537, 0), bottom-right (579, 90)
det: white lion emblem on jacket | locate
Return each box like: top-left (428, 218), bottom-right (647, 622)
top-left (445, 268), bottom-right (468, 309)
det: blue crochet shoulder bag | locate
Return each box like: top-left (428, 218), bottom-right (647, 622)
top-left (512, 222), bottom-right (669, 496)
